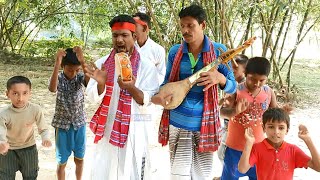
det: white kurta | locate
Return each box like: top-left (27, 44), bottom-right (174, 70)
top-left (135, 37), bottom-right (166, 86)
top-left (135, 38), bottom-right (170, 178)
top-left (86, 54), bottom-right (159, 180)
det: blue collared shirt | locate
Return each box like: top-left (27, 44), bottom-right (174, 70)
top-left (163, 35), bottom-right (236, 131)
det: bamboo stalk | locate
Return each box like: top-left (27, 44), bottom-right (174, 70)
top-left (146, 0), bottom-right (166, 47)
top-left (271, 0), bottom-right (292, 80)
top-left (286, 0), bottom-right (313, 93)
top-left (242, 1), bottom-right (255, 54)
top-left (278, 4), bottom-right (294, 66)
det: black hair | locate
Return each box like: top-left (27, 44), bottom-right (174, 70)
top-left (245, 57), bottom-right (271, 76)
top-left (109, 14), bottom-right (136, 28)
top-left (61, 48), bottom-right (80, 66)
top-left (263, 108), bottom-right (290, 129)
top-left (7, 75), bottom-right (31, 90)
top-left (133, 12), bottom-right (152, 29)
top-left (234, 54), bottom-right (249, 66)
top-left (178, 4), bottom-right (207, 24)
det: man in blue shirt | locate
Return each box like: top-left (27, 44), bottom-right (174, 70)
top-left (152, 4), bottom-right (236, 179)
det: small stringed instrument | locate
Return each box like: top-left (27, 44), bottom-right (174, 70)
top-left (153, 37), bottom-right (256, 110)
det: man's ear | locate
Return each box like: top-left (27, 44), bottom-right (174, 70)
top-left (143, 25), bottom-right (149, 33)
top-left (201, 20), bottom-right (206, 30)
top-left (262, 124), bottom-right (266, 132)
top-left (5, 90), bottom-right (8, 97)
top-left (132, 32), bottom-right (137, 40)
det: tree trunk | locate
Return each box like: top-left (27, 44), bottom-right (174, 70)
top-left (278, 6), bottom-right (294, 66)
top-left (271, 0), bottom-right (293, 80)
top-left (242, 1), bottom-right (255, 54)
top-left (262, 1), bottom-right (280, 57)
top-left (286, 0), bottom-right (313, 94)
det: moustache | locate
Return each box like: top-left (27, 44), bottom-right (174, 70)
top-left (183, 33), bottom-right (191, 37)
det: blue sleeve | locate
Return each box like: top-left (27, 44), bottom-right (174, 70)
top-left (161, 44), bottom-right (180, 86)
top-left (213, 42), bottom-right (237, 94)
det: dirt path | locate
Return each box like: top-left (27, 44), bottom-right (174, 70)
top-left (1, 89), bottom-right (320, 180)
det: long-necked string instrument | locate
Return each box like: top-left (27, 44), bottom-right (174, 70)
top-left (153, 37), bottom-right (256, 110)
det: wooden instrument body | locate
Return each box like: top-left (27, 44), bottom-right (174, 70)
top-left (156, 61), bottom-right (218, 110)
top-left (153, 37), bottom-right (256, 110)
top-left (157, 79), bottom-right (192, 109)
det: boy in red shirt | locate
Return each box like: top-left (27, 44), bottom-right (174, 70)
top-left (238, 108), bottom-right (320, 180)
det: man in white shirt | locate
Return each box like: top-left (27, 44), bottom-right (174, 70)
top-left (133, 12), bottom-right (166, 86)
top-left (133, 12), bottom-right (170, 179)
top-left (85, 14), bottom-right (159, 180)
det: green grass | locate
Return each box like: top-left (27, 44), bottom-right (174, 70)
top-left (273, 59), bottom-right (320, 106)
top-left (0, 62), bottom-right (52, 92)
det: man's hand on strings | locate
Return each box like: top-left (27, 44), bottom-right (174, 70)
top-left (196, 69), bottom-right (226, 91)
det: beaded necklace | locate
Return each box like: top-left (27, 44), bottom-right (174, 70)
top-left (234, 83), bottom-right (264, 128)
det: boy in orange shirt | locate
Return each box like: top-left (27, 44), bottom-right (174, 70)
top-left (238, 108), bottom-right (320, 179)
top-left (220, 57), bottom-right (278, 180)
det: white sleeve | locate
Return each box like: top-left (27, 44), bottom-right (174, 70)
top-left (155, 45), bottom-right (166, 86)
top-left (85, 55), bottom-right (109, 103)
top-left (135, 59), bottom-right (159, 108)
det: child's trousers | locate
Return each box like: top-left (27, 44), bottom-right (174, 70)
top-left (0, 144), bottom-right (38, 180)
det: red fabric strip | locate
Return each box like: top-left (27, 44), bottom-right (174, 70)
top-left (111, 22), bottom-right (136, 32)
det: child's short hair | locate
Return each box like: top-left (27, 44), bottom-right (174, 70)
top-left (7, 76), bottom-right (32, 90)
top-left (262, 108), bottom-right (290, 129)
top-left (245, 57), bottom-right (271, 76)
top-left (61, 48), bottom-right (80, 66)
top-left (234, 54), bottom-right (249, 66)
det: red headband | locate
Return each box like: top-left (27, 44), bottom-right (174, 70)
top-left (111, 22), bottom-right (136, 32)
top-left (133, 17), bottom-right (149, 30)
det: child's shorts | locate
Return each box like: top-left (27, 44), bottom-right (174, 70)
top-left (55, 124), bottom-right (86, 164)
top-left (221, 147), bottom-right (257, 180)
top-left (0, 144), bottom-right (38, 179)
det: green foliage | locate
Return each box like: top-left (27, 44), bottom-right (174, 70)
top-left (22, 38), bottom-right (84, 57)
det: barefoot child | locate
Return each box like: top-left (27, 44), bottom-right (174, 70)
top-left (49, 47), bottom-right (89, 180)
top-left (0, 76), bottom-right (52, 179)
top-left (238, 108), bottom-right (320, 179)
top-left (220, 57), bottom-right (278, 180)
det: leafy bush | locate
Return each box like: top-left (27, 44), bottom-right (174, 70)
top-left (23, 38), bottom-right (84, 58)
